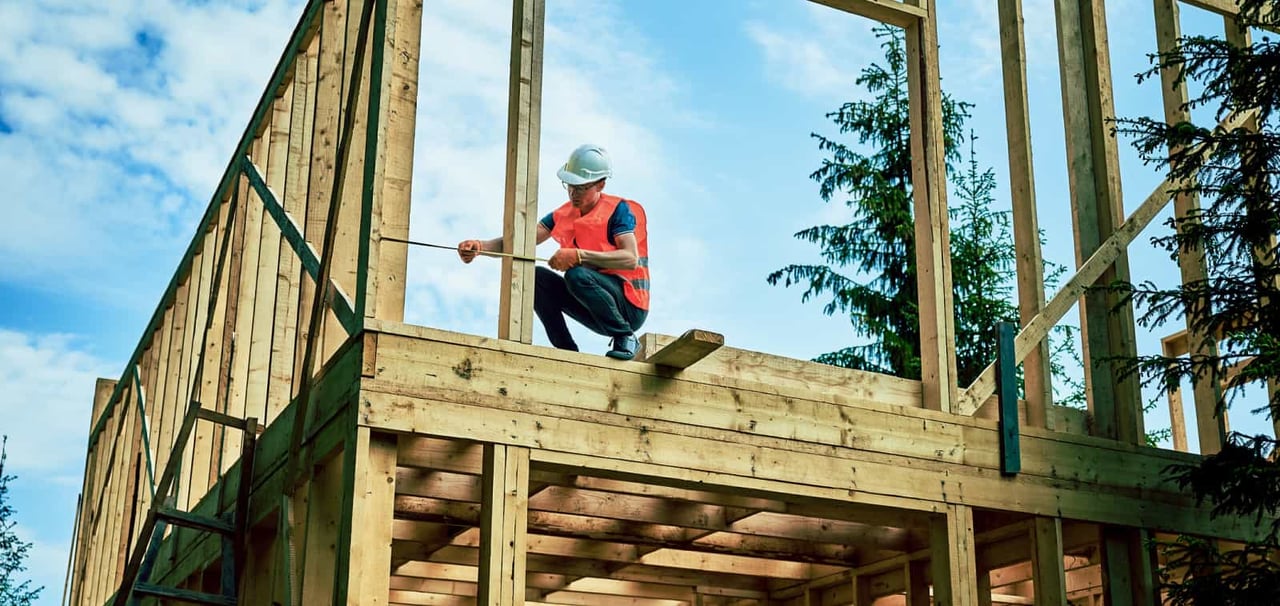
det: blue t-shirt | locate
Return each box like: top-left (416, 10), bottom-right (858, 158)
top-left (540, 200), bottom-right (636, 246)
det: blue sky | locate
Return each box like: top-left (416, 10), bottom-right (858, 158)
top-left (0, 0), bottom-right (1270, 602)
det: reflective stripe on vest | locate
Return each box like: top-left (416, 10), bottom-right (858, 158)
top-left (549, 194), bottom-right (650, 310)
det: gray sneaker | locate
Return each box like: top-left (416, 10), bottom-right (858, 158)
top-left (606, 334), bottom-right (639, 360)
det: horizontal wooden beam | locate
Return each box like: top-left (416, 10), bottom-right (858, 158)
top-left (806, 0), bottom-right (926, 28)
top-left (637, 330), bottom-right (723, 369)
top-left (365, 325), bottom-right (1203, 493)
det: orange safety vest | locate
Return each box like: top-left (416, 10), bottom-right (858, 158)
top-left (549, 194), bottom-right (650, 310)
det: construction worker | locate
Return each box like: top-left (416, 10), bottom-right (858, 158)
top-left (457, 144), bottom-right (650, 360)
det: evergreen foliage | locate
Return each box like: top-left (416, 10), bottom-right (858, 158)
top-left (949, 132), bottom-right (1020, 385)
top-left (0, 437), bottom-right (42, 606)
top-left (766, 25), bottom-right (968, 379)
top-left (1111, 0), bottom-right (1280, 598)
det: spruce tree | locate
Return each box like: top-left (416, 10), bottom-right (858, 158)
top-left (0, 437), bottom-right (42, 606)
top-left (949, 132), bottom-right (1021, 385)
top-left (767, 25), bottom-right (968, 379)
top-left (1111, 0), bottom-right (1280, 599)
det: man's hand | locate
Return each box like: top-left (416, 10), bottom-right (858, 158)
top-left (549, 248), bottom-right (581, 271)
top-left (457, 239), bottom-right (483, 263)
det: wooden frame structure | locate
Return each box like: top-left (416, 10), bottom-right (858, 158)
top-left (66, 0), bottom-right (1275, 604)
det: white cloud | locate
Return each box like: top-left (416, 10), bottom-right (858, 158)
top-left (744, 4), bottom-right (879, 101)
top-left (0, 330), bottom-right (113, 478)
top-left (0, 0), bottom-right (304, 310)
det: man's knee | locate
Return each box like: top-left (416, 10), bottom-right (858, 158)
top-left (563, 266), bottom-right (595, 288)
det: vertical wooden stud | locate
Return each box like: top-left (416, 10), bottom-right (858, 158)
top-left (1054, 0), bottom-right (1143, 443)
top-left (904, 0), bottom-right (959, 412)
top-left (1154, 0), bottom-right (1226, 454)
top-left (300, 450), bottom-right (344, 604)
top-left (931, 504), bottom-right (979, 606)
top-left (1100, 526), bottom-right (1156, 606)
top-left (1032, 517), bottom-right (1068, 605)
top-left (498, 0), bottom-right (546, 344)
top-left (359, 0), bottom-right (422, 323)
top-left (907, 559), bottom-right (930, 606)
top-left (478, 444), bottom-right (530, 605)
top-left (334, 429), bottom-right (397, 604)
top-left (998, 0), bottom-right (1053, 426)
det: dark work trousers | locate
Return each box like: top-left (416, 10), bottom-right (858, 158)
top-left (534, 266), bottom-right (647, 351)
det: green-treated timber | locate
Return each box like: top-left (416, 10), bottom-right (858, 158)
top-left (145, 337), bottom-right (363, 589)
top-left (996, 321), bottom-right (1020, 475)
top-left (242, 157), bottom-right (360, 335)
top-left (130, 365), bottom-right (157, 496)
top-left (354, 0), bottom-right (391, 320)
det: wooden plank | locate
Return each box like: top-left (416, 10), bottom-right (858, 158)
top-left (270, 43), bottom-right (318, 424)
top-left (381, 321), bottom-right (922, 410)
top-left (158, 274), bottom-right (190, 486)
top-left (89, 379), bottom-right (121, 602)
top-left (327, 0), bottom-right (372, 363)
top-left (368, 330), bottom-right (978, 469)
top-left (226, 137), bottom-right (269, 503)
top-left (1160, 336), bottom-right (1191, 452)
top-left (498, 0), bottom-right (545, 344)
top-left (931, 504), bottom-right (978, 606)
top-left (1155, 0), bottom-right (1225, 455)
top-left (212, 183), bottom-right (248, 480)
top-left (184, 219), bottom-right (219, 511)
top-left (170, 245), bottom-right (202, 528)
top-left (996, 322), bottom-right (1021, 475)
top-left (1183, 0), bottom-right (1278, 24)
top-left (295, 0), bottom-right (349, 390)
top-left (1031, 518), bottom-right (1067, 606)
top-left (110, 382), bottom-right (138, 589)
top-left (806, 0), bottom-right (926, 28)
top-left (148, 306), bottom-right (176, 487)
top-left (477, 444), bottom-right (530, 605)
top-left (244, 90), bottom-right (294, 427)
top-left (358, 0), bottom-right (422, 323)
top-left (638, 329), bottom-right (724, 369)
top-left (904, 0), bottom-right (959, 413)
top-left (69, 379), bottom-right (109, 606)
top-left (334, 429), bottom-right (397, 604)
top-left (197, 198), bottom-right (233, 492)
top-left (997, 0), bottom-right (1052, 427)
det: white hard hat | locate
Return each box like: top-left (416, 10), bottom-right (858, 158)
top-left (557, 144), bottom-right (613, 185)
